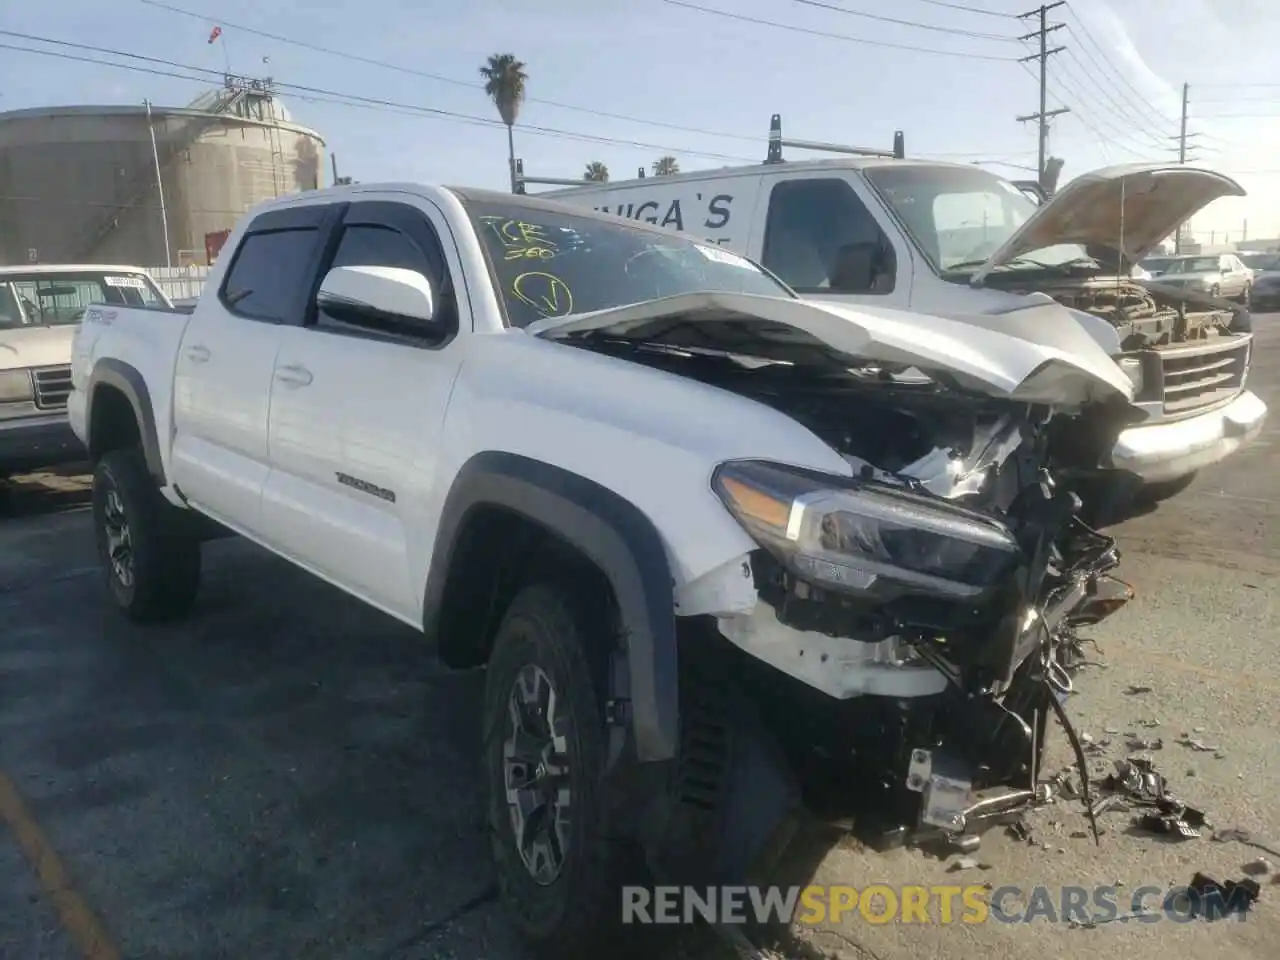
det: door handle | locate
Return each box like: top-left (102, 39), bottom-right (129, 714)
top-left (185, 344), bottom-right (211, 363)
top-left (274, 363), bottom-right (313, 387)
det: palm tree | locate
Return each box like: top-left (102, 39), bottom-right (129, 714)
top-left (652, 156), bottom-right (680, 176)
top-left (479, 53), bottom-right (528, 192)
top-left (583, 161), bottom-right (609, 182)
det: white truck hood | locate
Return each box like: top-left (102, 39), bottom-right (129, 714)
top-left (971, 163), bottom-right (1246, 284)
top-left (0, 325), bottom-right (76, 371)
top-left (527, 292), bottom-right (1135, 408)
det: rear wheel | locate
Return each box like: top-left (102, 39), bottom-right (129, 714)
top-left (483, 581), bottom-right (631, 959)
top-left (92, 447), bottom-right (201, 622)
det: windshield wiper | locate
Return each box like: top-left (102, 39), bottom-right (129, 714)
top-left (946, 255), bottom-right (1100, 274)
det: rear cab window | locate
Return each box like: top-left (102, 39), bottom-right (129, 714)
top-left (0, 270), bottom-right (167, 328)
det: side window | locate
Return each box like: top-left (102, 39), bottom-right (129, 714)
top-left (219, 227), bottom-right (319, 322)
top-left (761, 179), bottom-right (897, 295)
top-left (317, 221), bottom-right (456, 345)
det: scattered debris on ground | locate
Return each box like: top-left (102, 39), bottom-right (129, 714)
top-left (1125, 685), bottom-right (1153, 695)
top-left (1187, 873), bottom-right (1261, 920)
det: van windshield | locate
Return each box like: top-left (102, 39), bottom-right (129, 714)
top-left (460, 198), bottom-right (793, 328)
top-left (863, 165), bottom-right (1090, 275)
top-left (0, 271), bottom-right (167, 328)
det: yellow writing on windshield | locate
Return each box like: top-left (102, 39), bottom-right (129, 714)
top-left (480, 216), bottom-right (560, 261)
top-left (512, 271), bottom-right (574, 318)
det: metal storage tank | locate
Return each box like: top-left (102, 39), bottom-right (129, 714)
top-left (0, 79), bottom-right (326, 267)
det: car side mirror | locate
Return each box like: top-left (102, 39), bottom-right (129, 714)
top-left (315, 265), bottom-right (437, 335)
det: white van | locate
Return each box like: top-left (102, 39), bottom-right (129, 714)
top-left (540, 116), bottom-right (1267, 500)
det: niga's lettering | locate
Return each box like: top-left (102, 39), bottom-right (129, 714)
top-left (705, 194), bottom-right (733, 229)
top-left (634, 201), bottom-right (660, 223)
top-left (660, 200), bottom-right (684, 230)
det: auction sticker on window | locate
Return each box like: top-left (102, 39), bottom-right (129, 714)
top-left (104, 275), bottom-right (147, 289)
top-left (694, 244), bottom-right (754, 270)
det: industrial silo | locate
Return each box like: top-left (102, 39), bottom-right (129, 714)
top-left (0, 79), bottom-right (326, 267)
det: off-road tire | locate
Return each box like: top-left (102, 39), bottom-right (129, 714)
top-left (92, 447), bottom-right (201, 623)
top-left (483, 581), bottom-right (631, 959)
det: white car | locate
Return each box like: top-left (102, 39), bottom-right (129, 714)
top-left (0, 265), bottom-right (169, 486)
top-left (69, 183), bottom-right (1142, 955)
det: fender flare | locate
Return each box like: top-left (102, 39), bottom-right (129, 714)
top-left (84, 358), bottom-right (166, 485)
top-left (422, 451), bottom-right (678, 763)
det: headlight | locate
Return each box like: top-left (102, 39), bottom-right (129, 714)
top-left (1115, 355), bottom-right (1144, 395)
top-left (0, 369), bottom-right (33, 403)
top-left (712, 460), bottom-right (1021, 602)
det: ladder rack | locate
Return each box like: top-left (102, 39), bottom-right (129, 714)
top-left (765, 114), bottom-right (904, 163)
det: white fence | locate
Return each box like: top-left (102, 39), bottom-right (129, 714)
top-left (148, 265), bottom-right (210, 302)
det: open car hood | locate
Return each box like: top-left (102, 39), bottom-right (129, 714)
top-left (970, 164), bottom-right (1246, 284)
top-left (527, 292), bottom-right (1136, 408)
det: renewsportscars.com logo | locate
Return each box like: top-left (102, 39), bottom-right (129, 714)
top-left (621, 883), bottom-right (1258, 926)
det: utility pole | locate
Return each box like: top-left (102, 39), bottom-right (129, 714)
top-left (1016, 3), bottom-right (1069, 187)
top-left (144, 99), bottom-right (172, 269)
top-left (1170, 82), bottom-right (1202, 253)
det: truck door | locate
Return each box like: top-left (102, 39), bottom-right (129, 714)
top-left (747, 171), bottom-right (914, 310)
top-left (170, 204), bottom-right (334, 531)
top-left (260, 198), bottom-right (468, 621)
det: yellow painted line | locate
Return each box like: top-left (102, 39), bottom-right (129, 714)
top-left (0, 771), bottom-right (120, 960)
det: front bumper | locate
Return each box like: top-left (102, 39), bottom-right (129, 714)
top-left (0, 413), bottom-right (86, 475)
top-left (1110, 389), bottom-right (1268, 483)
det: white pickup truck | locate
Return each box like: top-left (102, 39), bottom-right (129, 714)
top-left (0, 264), bottom-right (170, 488)
top-left (70, 183), bottom-right (1139, 954)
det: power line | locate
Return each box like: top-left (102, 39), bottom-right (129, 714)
top-left (658, 0), bottom-right (1020, 60)
top-left (903, 0), bottom-right (1017, 18)
top-left (0, 33), bottom-right (763, 163)
top-left (1061, 3), bottom-right (1177, 125)
top-left (781, 0), bottom-right (1019, 42)
top-left (137, 0), bottom-right (771, 146)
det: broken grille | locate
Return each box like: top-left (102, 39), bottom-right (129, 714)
top-left (32, 365), bottom-right (73, 410)
top-left (1160, 339), bottom-right (1250, 416)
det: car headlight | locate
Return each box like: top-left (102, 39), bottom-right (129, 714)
top-left (712, 460), bottom-right (1022, 602)
top-left (1115, 355), bottom-right (1144, 395)
top-left (0, 369), bottom-right (33, 403)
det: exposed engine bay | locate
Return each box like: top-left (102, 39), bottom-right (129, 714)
top-left (1002, 274), bottom-right (1240, 348)
top-left (571, 333), bottom-right (1137, 859)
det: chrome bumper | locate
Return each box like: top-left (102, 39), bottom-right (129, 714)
top-left (1110, 390), bottom-right (1268, 483)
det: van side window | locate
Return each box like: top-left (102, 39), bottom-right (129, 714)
top-left (761, 179), bottom-right (896, 295)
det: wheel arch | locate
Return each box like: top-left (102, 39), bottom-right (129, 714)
top-left (422, 451), bottom-right (678, 764)
top-left (84, 359), bottom-right (165, 485)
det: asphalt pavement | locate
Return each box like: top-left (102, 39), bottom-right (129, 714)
top-left (2, 318), bottom-right (1278, 960)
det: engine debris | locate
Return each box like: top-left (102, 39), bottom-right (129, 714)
top-left (1186, 873), bottom-right (1261, 920)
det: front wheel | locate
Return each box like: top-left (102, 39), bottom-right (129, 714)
top-left (92, 447), bottom-right (202, 622)
top-left (483, 581), bottom-right (630, 959)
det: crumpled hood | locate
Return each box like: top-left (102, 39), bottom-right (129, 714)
top-left (971, 163), bottom-right (1246, 284)
top-left (527, 292), bottom-right (1136, 409)
top-left (0, 324), bottom-right (76, 371)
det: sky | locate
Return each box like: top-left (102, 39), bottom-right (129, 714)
top-left (2, 0), bottom-right (1278, 242)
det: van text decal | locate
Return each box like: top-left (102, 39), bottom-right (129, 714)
top-left (592, 193), bottom-right (734, 236)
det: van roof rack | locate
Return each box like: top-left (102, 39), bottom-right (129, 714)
top-left (765, 114), bottom-right (904, 164)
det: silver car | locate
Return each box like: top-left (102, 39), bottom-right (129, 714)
top-left (1152, 253), bottom-right (1252, 304)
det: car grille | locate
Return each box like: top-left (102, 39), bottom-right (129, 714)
top-left (32, 365), bottom-right (73, 410)
top-left (1160, 338), bottom-right (1250, 415)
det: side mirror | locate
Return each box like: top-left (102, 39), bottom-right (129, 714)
top-left (315, 265), bottom-right (436, 334)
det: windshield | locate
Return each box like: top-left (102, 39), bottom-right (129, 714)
top-left (862, 165), bottom-right (1090, 273)
top-left (1141, 257), bottom-right (1174, 273)
top-left (461, 198), bottom-right (793, 328)
top-left (0, 271), bottom-right (167, 328)
top-left (1166, 257), bottom-right (1220, 274)
top-left (1240, 253), bottom-right (1280, 271)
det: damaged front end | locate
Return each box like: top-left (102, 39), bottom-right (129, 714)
top-left (699, 394), bottom-right (1137, 852)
